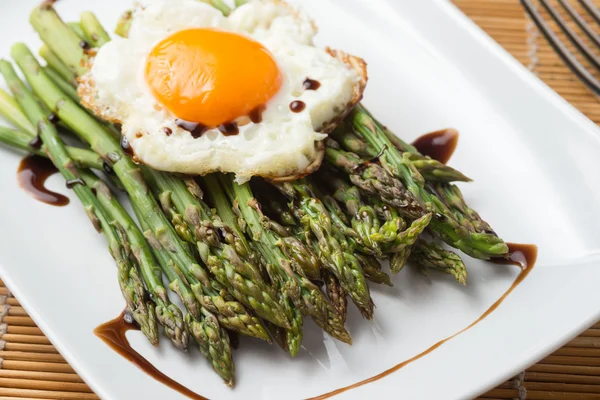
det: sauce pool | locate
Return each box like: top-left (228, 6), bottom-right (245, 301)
top-left (95, 311), bottom-right (206, 400)
top-left (310, 243), bottom-right (537, 399)
top-left (17, 155), bottom-right (69, 206)
top-left (412, 128), bottom-right (459, 165)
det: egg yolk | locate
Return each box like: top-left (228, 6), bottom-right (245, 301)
top-left (145, 28), bottom-right (282, 127)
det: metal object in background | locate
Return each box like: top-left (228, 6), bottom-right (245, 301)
top-left (521, 0), bottom-right (600, 96)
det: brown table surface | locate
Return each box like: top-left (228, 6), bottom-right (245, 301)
top-left (2, 0), bottom-right (600, 399)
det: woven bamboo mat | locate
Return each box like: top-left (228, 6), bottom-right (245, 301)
top-left (1, 0), bottom-right (600, 399)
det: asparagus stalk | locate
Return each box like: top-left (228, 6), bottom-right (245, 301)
top-left (0, 125), bottom-right (104, 170)
top-left (43, 66), bottom-right (80, 102)
top-left (38, 44), bottom-right (77, 87)
top-left (20, 20), bottom-right (263, 339)
top-left (324, 139), bottom-right (425, 219)
top-left (411, 240), bottom-right (467, 285)
top-left (276, 179), bottom-right (374, 319)
top-left (205, 174), bottom-right (304, 355)
top-left (348, 105), bottom-right (508, 259)
top-left (324, 273), bottom-right (348, 324)
top-left (357, 254), bottom-right (393, 287)
top-left (115, 10), bottom-right (133, 38)
top-left (430, 183), bottom-right (495, 235)
top-left (135, 205), bottom-right (235, 385)
top-left (334, 128), bottom-right (471, 183)
top-left (144, 169), bottom-right (289, 331)
top-left (0, 88), bottom-right (36, 133)
top-left (80, 12), bottom-right (111, 48)
top-left (215, 175), bottom-right (352, 346)
top-left (1, 58), bottom-right (159, 344)
top-left (67, 22), bottom-right (89, 42)
top-left (81, 170), bottom-right (189, 349)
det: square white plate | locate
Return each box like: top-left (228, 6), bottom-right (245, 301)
top-left (1, 0), bottom-right (600, 399)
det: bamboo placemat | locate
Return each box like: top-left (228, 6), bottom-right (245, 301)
top-left (1, 0), bottom-right (600, 399)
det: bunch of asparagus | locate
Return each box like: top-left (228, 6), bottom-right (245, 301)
top-left (0, 1), bottom-right (509, 385)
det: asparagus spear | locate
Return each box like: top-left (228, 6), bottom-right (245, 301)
top-left (144, 169), bottom-right (290, 331)
top-left (276, 179), bottom-right (374, 319)
top-left (411, 240), bottom-right (467, 285)
top-left (81, 170), bottom-right (189, 349)
top-left (135, 205), bottom-right (235, 385)
top-left (0, 125), bottom-right (103, 170)
top-left (357, 254), bottom-right (393, 287)
top-left (324, 139), bottom-right (424, 219)
top-left (334, 128), bottom-right (471, 183)
top-left (115, 10), bottom-right (133, 38)
top-left (80, 12), bottom-right (111, 48)
top-left (44, 66), bottom-right (80, 102)
top-left (0, 59), bottom-right (159, 345)
top-left (215, 175), bottom-right (352, 346)
top-left (430, 183), bottom-right (495, 235)
top-left (20, 20), bottom-right (263, 339)
top-left (205, 174), bottom-right (305, 355)
top-left (348, 104), bottom-right (508, 259)
top-left (38, 44), bottom-right (77, 87)
top-left (324, 272), bottom-right (348, 323)
top-left (67, 22), bottom-right (88, 41)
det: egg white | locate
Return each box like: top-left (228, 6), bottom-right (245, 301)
top-left (79, 0), bottom-right (366, 182)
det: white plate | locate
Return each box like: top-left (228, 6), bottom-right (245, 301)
top-left (1, 0), bottom-right (600, 399)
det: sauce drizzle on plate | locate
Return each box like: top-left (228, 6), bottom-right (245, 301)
top-left (95, 310), bottom-right (207, 400)
top-left (17, 155), bottom-right (69, 206)
top-left (412, 128), bottom-right (459, 165)
top-left (310, 243), bottom-right (537, 400)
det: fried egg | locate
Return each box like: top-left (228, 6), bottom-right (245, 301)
top-left (78, 0), bottom-right (367, 182)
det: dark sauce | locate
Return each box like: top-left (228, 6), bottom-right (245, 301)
top-left (162, 127), bottom-right (173, 137)
top-left (249, 105), bottom-right (266, 124)
top-left (412, 128), bottom-right (459, 165)
top-left (79, 40), bottom-right (91, 50)
top-left (120, 135), bottom-right (134, 157)
top-left (102, 161), bottom-right (115, 176)
top-left (95, 311), bottom-right (207, 400)
top-left (490, 243), bottom-right (538, 270)
top-left (47, 113), bottom-right (59, 125)
top-left (218, 122), bottom-right (239, 136)
top-left (290, 101), bottom-right (306, 113)
top-left (176, 119), bottom-right (208, 139)
top-left (303, 78), bottom-right (321, 91)
top-left (28, 135), bottom-right (43, 150)
top-left (65, 178), bottom-right (85, 189)
top-left (310, 243), bottom-right (538, 400)
top-left (17, 155), bottom-right (69, 206)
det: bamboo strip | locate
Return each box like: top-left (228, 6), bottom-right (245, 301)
top-left (5, 299), bottom-right (20, 307)
top-left (1, 360), bottom-right (74, 374)
top-left (525, 382), bottom-right (600, 394)
top-left (526, 391), bottom-right (600, 400)
top-left (540, 356), bottom-right (600, 367)
top-left (527, 372), bottom-right (600, 385)
top-left (554, 348), bottom-right (600, 358)
top-left (0, 369), bottom-right (84, 383)
top-left (0, 397), bottom-right (51, 400)
top-left (1, 335), bottom-right (51, 346)
top-left (3, 343), bottom-right (58, 354)
top-left (0, 378), bottom-right (90, 393)
top-left (0, 352), bottom-right (65, 363)
top-left (5, 327), bottom-right (44, 336)
top-left (5, 308), bottom-right (28, 318)
top-left (2, 317), bottom-right (36, 328)
top-left (0, 388), bottom-right (98, 400)
top-left (528, 364), bottom-right (600, 376)
top-left (566, 337), bottom-right (600, 348)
